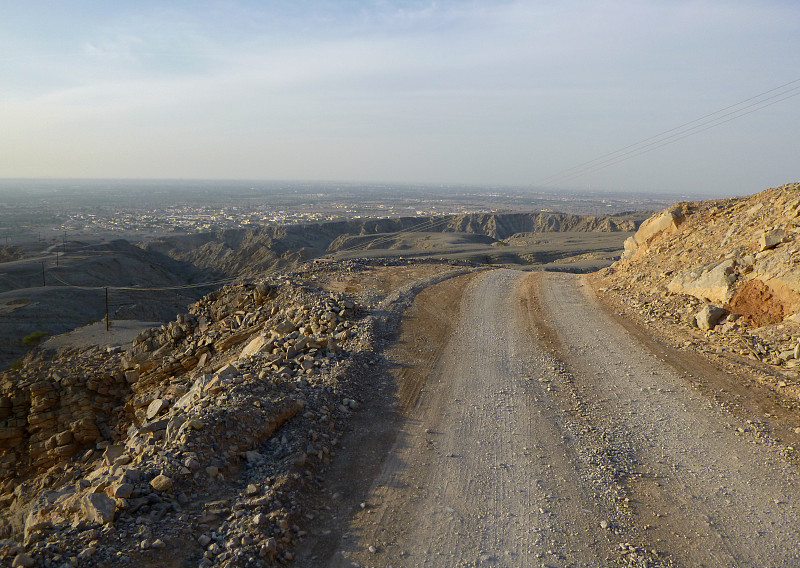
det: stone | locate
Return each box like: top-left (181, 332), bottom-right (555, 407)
top-left (124, 369), bottom-right (140, 384)
top-left (245, 451), bottom-right (264, 464)
top-left (622, 206), bottom-right (685, 258)
top-left (165, 415), bottom-right (187, 443)
top-left (55, 430), bottom-right (74, 445)
top-left (216, 363), bottom-right (239, 378)
top-left (139, 418), bottom-right (170, 434)
top-left (146, 398), bottom-right (169, 420)
top-left (760, 229), bottom-right (785, 251)
top-left (695, 304), bottom-right (728, 331)
top-left (174, 375), bottom-right (214, 410)
top-left (150, 474), bottom-right (174, 492)
top-left (103, 444), bottom-right (125, 466)
top-left (273, 319), bottom-right (295, 336)
top-left (111, 483), bottom-right (134, 499)
top-left (239, 335), bottom-right (268, 359)
top-left (668, 259), bottom-right (737, 303)
top-left (77, 546), bottom-right (96, 560)
top-left (12, 553), bottom-right (35, 568)
top-left (82, 493), bottom-right (116, 525)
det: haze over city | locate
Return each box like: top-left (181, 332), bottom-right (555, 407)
top-left (1, 1), bottom-right (798, 195)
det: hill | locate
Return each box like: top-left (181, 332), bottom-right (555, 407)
top-left (595, 181), bottom-right (800, 404)
top-left (144, 211), bottom-right (642, 277)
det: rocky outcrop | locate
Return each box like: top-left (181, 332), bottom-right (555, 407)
top-left (599, 180), bottom-right (800, 381)
top-left (622, 205), bottom-right (685, 259)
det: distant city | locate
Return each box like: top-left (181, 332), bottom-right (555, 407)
top-left (0, 179), bottom-right (683, 244)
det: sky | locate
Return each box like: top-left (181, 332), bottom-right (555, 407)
top-left (1, 1), bottom-right (798, 196)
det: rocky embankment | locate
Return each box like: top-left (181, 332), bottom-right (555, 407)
top-left (0, 258), bottom-right (475, 568)
top-left (595, 181), bottom-right (800, 404)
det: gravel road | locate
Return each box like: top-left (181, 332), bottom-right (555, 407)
top-left (324, 269), bottom-right (800, 568)
top-left (538, 271), bottom-right (800, 567)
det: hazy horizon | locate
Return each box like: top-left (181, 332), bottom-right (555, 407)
top-left (0, 176), bottom-right (742, 201)
top-left (2, 2), bottom-right (798, 195)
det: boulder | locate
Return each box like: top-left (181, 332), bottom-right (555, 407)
top-left (759, 229), bottom-right (785, 251)
top-left (273, 319), bottom-right (296, 335)
top-left (146, 398), bottom-right (168, 420)
top-left (81, 493), bottom-right (116, 525)
top-left (216, 363), bottom-right (239, 378)
top-left (695, 304), bottom-right (728, 331)
top-left (138, 418), bottom-right (169, 434)
top-left (150, 474), bottom-right (174, 492)
top-left (111, 483), bottom-right (134, 499)
top-left (12, 554), bottom-right (35, 568)
top-left (165, 415), bottom-right (187, 443)
top-left (622, 206), bottom-right (685, 258)
top-left (103, 444), bottom-right (125, 466)
top-left (668, 259), bottom-right (737, 303)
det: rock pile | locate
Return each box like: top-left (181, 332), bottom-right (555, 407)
top-left (0, 264), bottom-right (388, 567)
top-left (597, 181), bottom-right (800, 400)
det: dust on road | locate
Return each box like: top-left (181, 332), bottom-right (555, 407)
top-left (317, 269), bottom-right (800, 568)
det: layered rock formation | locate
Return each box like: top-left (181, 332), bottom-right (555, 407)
top-left (146, 212), bottom-right (641, 278)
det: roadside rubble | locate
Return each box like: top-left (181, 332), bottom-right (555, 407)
top-left (0, 257), bottom-right (476, 567)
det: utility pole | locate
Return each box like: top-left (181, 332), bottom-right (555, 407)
top-left (105, 288), bottom-right (110, 331)
top-left (41, 262), bottom-right (46, 287)
top-left (55, 249), bottom-right (59, 266)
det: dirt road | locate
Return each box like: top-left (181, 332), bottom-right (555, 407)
top-left (321, 269), bottom-right (800, 568)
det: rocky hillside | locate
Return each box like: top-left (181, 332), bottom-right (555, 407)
top-left (0, 240), bottom-right (216, 370)
top-left (597, 181), bottom-right (800, 402)
top-left (0, 257), bottom-right (475, 568)
top-left (145, 212), bottom-right (641, 278)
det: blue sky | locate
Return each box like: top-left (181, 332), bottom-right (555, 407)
top-left (1, 1), bottom-right (798, 195)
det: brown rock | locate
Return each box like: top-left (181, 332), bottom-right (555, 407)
top-left (150, 474), bottom-right (174, 492)
top-left (103, 444), bottom-right (125, 466)
top-left (12, 553), bottom-right (35, 568)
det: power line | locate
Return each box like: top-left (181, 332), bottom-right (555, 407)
top-left (535, 77), bottom-right (800, 187)
top-left (550, 88), bottom-right (800, 186)
top-left (47, 270), bottom-right (237, 291)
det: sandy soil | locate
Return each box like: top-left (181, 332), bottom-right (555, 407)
top-left (301, 268), bottom-right (800, 568)
top-left (41, 319), bottom-right (161, 350)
